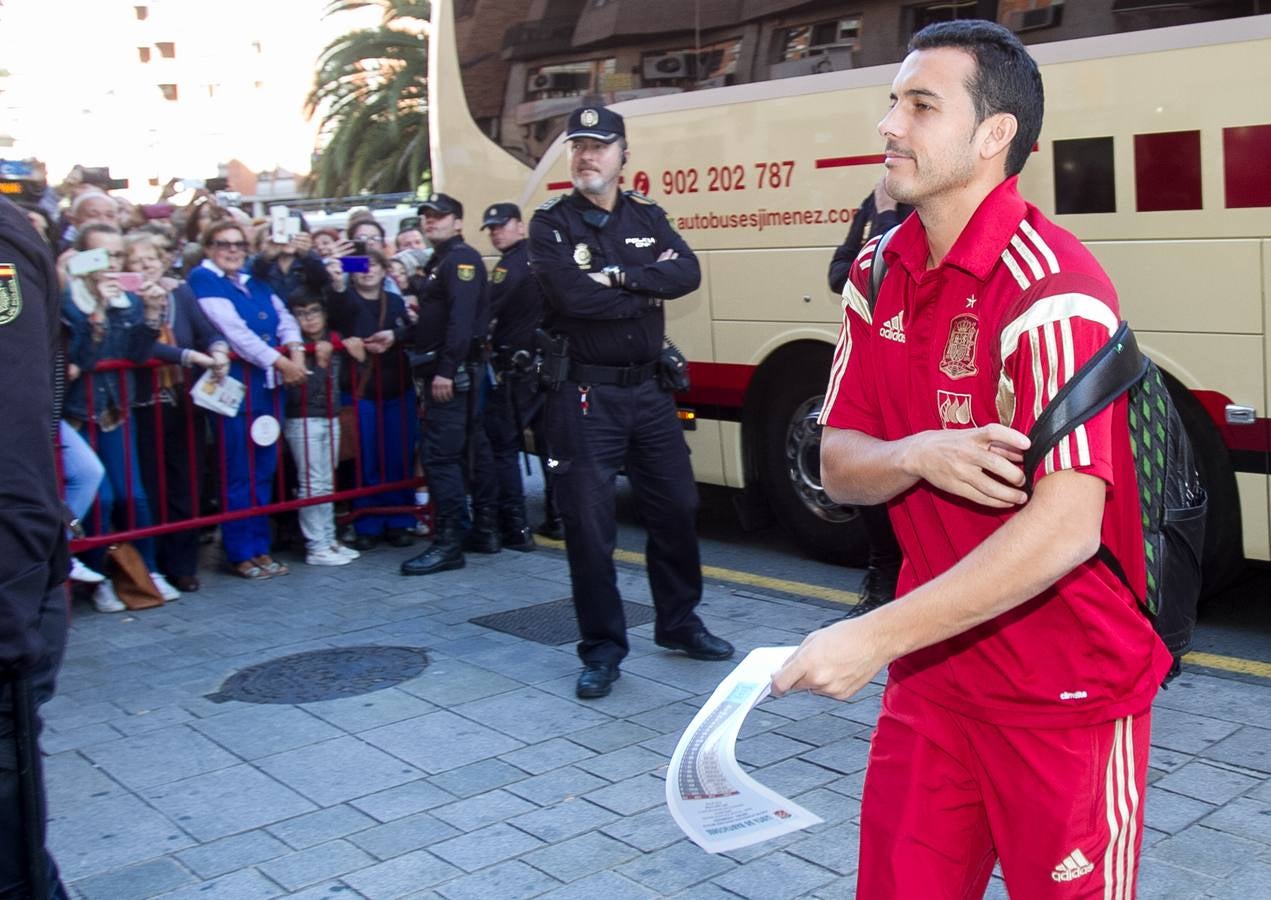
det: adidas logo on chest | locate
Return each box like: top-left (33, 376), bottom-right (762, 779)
top-left (879, 312), bottom-right (906, 343)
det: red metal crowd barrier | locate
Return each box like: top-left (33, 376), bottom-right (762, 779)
top-left (62, 342), bottom-right (429, 554)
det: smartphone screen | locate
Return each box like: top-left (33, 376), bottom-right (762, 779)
top-left (270, 206), bottom-right (290, 244)
top-left (340, 256), bottom-right (371, 273)
top-left (114, 272), bottom-right (145, 292)
top-left (68, 247), bottom-right (110, 276)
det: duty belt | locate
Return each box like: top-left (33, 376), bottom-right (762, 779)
top-left (569, 359), bottom-right (657, 387)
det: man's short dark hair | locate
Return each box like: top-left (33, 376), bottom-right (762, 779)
top-left (909, 20), bottom-right (1043, 178)
top-left (73, 223), bottom-right (122, 251)
top-left (287, 286), bottom-right (326, 310)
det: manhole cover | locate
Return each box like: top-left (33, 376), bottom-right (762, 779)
top-left (471, 598), bottom-right (655, 645)
top-left (207, 646), bottom-right (429, 704)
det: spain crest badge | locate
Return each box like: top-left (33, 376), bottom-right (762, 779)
top-left (939, 314), bottom-right (979, 379)
top-left (0, 264), bottom-right (21, 326)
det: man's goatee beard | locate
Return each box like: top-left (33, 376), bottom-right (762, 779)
top-left (573, 174), bottom-right (610, 196)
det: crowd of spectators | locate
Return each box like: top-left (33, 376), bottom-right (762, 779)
top-left (22, 178), bottom-right (455, 613)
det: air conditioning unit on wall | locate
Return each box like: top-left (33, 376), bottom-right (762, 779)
top-left (1009, 3), bottom-right (1062, 32)
top-left (768, 45), bottom-right (854, 80)
top-left (526, 71), bottom-right (580, 93)
top-left (642, 53), bottom-right (695, 81)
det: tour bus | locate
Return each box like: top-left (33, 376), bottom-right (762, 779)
top-left (429, 0), bottom-right (1271, 597)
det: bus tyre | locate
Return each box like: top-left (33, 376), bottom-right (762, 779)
top-left (1166, 379), bottom-right (1245, 602)
top-left (758, 364), bottom-right (868, 566)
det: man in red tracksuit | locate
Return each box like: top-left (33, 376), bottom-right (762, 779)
top-left (774, 20), bottom-right (1173, 899)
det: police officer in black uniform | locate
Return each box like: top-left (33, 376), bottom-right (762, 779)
top-left (400, 193), bottom-right (491, 576)
top-left (529, 106), bottom-right (734, 700)
top-left (476, 202), bottom-right (544, 552)
top-left (0, 195), bottom-right (71, 898)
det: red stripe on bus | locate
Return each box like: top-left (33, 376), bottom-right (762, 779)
top-left (815, 154), bottom-right (886, 169)
top-left (682, 361), bottom-right (755, 408)
top-left (677, 371), bottom-right (1266, 457)
top-left (1193, 389), bottom-right (1269, 453)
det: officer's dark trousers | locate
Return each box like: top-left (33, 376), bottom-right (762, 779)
top-left (421, 394), bottom-right (473, 524)
top-left (1, 585), bottom-right (70, 900)
top-left (545, 379), bottom-right (704, 667)
top-left (476, 381), bottom-right (531, 514)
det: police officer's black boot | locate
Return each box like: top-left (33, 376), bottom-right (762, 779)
top-left (400, 519), bottom-right (465, 575)
top-left (462, 506), bottom-right (501, 554)
top-left (534, 476), bottom-right (565, 540)
top-left (500, 505), bottom-right (536, 553)
top-left (822, 503), bottom-right (900, 626)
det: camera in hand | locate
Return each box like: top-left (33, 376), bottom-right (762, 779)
top-left (353, 239), bottom-right (368, 255)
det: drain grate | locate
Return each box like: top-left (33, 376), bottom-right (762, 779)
top-left (206, 646), bottom-right (429, 704)
top-left (471, 598), bottom-right (656, 646)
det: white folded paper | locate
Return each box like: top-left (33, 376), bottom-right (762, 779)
top-left (666, 646), bottom-right (823, 853)
top-left (189, 370), bottom-right (245, 417)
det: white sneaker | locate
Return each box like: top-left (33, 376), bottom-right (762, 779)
top-left (331, 543), bottom-right (360, 561)
top-left (69, 557), bottom-right (106, 584)
top-left (306, 547), bottom-right (352, 566)
top-left (93, 582), bottom-right (126, 613)
top-left (149, 572), bottom-right (181, 602)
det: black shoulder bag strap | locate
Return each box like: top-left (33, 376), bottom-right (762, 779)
top-left (867, 225), bottom-right (901, 313)
top-left (1020, 321), bottom-right (1148, 599)
top-left (1021, 321), bottom-right (1148, 497)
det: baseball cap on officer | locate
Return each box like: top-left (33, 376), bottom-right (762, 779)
top-left (480, 202), bottom-right (521, 230)
top-left (565, 106), bottom-right (624, 143)
top-left (418, 193), bottom-right (463, 220)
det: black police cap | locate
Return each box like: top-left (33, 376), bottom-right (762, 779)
top-left (418, 192), bottom-right (463, 220)
top-left (565, 106), bottom-right (625, 143)
top-left (480, 202), bottom-right (522, 229)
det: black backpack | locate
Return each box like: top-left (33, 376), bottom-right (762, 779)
top-left (867, 229), bottom-right (1206, 682)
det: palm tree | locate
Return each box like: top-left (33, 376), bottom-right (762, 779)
top-left (306, 0), bottom-right (431, 197)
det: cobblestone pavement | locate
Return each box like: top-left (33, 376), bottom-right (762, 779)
top-left (42, 539), bottom-right (1271, 899)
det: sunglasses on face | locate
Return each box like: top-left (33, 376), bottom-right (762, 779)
top-left (211, 240), bottom-right (248, 251)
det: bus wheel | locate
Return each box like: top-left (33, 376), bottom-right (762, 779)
top-left (759, 367), bottom-right (868, 565)
top-left (1165, 378), bottom-right (1245, 601)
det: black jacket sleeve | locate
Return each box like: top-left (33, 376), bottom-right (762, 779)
top-left (528, 211), bottom-right (650, 320)
top-left (621, 205), bottom-right (701, 299)
top-left (437, 246), bottom-right (486, 380)
top-left (828, 194), bottom-right (875, 295)
top-left (829, 197), bottom-right (911, 295)
top-left (0, 198), bottom-right (66, 672)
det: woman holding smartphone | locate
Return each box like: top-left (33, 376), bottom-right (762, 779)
top-left (188, 220), bottom-right (307, 580)
top-left (62, 223), bottom-right (179, 610)
top-left (326, 248), bottom-right (416, 550)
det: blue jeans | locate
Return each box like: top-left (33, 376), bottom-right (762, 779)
top-left (59, 420), bottom-right (104, 523)
top-left (75, 419), bottom-right (156, 572)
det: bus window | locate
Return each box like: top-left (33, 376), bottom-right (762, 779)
top-left (454, 0), bottom-right (1271, 167)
